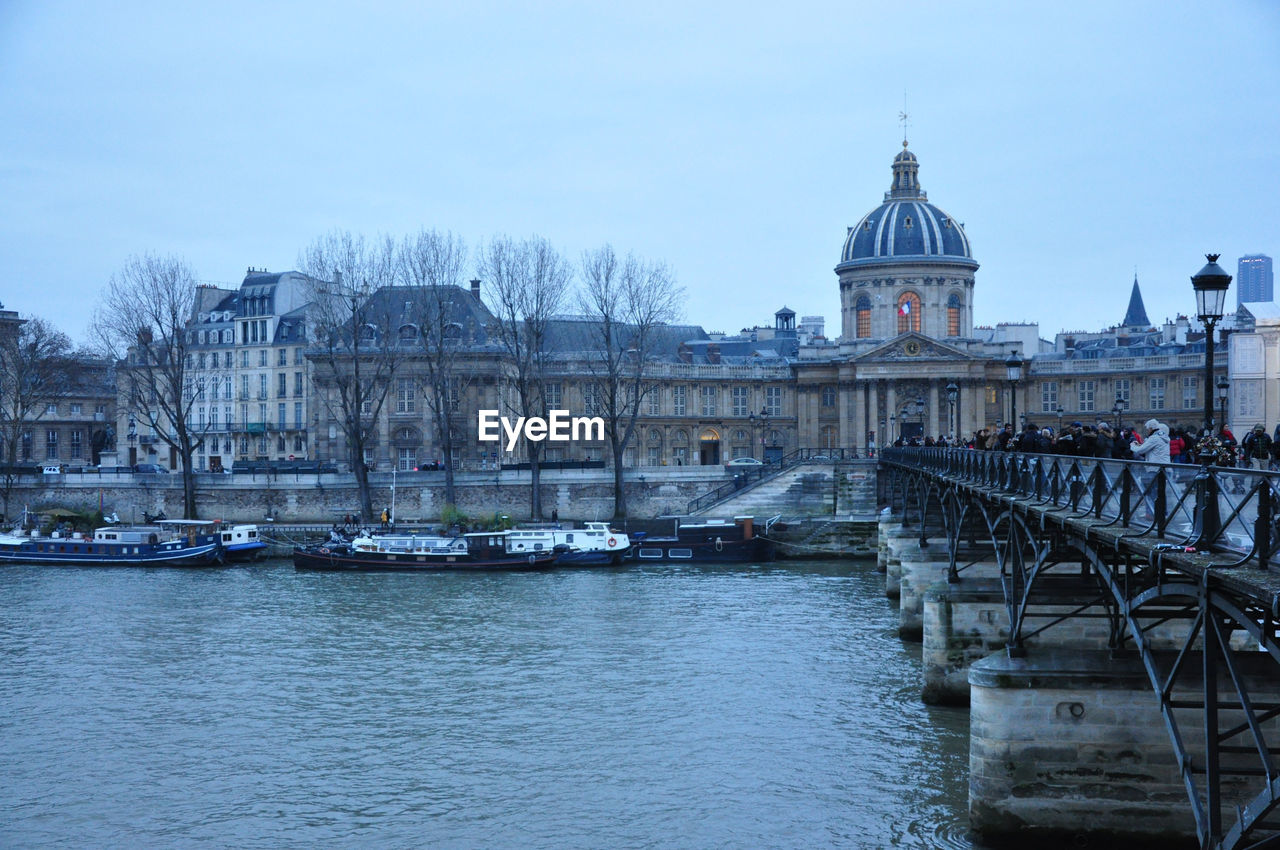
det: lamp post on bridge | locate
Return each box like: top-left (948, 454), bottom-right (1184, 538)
top-left (1056, 405), bottom-right (1064, 433)
top-left (915, 395), bottom-right (926, 441)
top-left (1005, 350), bottom-right (1023, 433)
top-left (1192, 254), bottom-right (1231, 438)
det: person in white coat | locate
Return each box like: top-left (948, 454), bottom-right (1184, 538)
top-left (1130, 419), bottom-right (1171, 464)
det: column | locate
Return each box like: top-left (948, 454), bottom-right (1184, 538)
top-left (885, 384), bottom-right (897, 440)
top-left (852, 381), bottom-right (865, 453)
top-left (929, 381), bottom-right (941, 439)
top-left (868, 381), bottom-right (880, 451)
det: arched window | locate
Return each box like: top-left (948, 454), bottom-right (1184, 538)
top-left (398, 325), bottom-right (418, 343)
top-left (855, 295), bottom-right (872, 339)
top-left (947, 293), bottom-right (962, 337)
top-left (897, 292), bottom-right (921, 334)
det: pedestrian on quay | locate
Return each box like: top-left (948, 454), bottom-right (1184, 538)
top-left (381, 507), bottom-right (389, 529)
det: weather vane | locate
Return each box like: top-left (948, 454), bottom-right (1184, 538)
top-left (899, 91), bottom-right (909, 146)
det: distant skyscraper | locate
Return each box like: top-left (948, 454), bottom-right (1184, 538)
top-left (1237, 254), bottom-right (1274, 307)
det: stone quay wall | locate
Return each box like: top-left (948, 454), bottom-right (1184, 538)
top-left (6, 467), bottom-right (732, 524)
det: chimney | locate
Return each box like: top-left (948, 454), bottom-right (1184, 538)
top-left (707, 343), bottom-right (721, 364)
top-left (470, 278), bottom-right (481, 299)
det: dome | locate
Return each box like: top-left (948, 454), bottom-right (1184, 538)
top-left (837, 144), bottom-right (974, 268)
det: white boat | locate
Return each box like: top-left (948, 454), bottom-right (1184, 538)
top-left (506, 522), bottom-right (632, 565)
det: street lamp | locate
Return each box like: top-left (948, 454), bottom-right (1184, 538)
top-left (1005, 350), bottom-right (1024, 430)
top-left (915, 395), bottom-right (926, 439)
top-left (889, 414), bottom-right (897, 442)
top-left (946, 381), bottom-right (959, 440)
top-left (756, 406), bottom-right (770, 460)
top-left (1192, 253), bottom-right (1232, 437)
top-left (1217, 375), bottom-right (1230, 433)
top-left (1056, 405), bottom-right (1064, 432)
top-left (1112, 394), bottom-right (1127, 431)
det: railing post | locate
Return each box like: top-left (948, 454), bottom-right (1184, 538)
top-left (1154, 467), bottom-right (1167, 536)
top-left (1119, 467), bottom-right (1133, 527)
top-left (1255, 479), bottom-right (1272, 569)
top-left (1199, 468), bottom-right (1221, 546)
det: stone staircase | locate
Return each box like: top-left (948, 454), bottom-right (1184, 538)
top-left (693, 461), bottom-right (877, 517)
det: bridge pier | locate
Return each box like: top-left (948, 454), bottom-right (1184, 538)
top-left (968, 649), bottom-right (1280, 848)
top-left (897, 547), bottom-right (949, 640)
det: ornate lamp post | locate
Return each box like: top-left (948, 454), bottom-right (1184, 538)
top-left (1217, 375), bottom-right (1230, 432)
top-left (757, 406), bottom-right (771, 460)
top-left (946, 381), bottom-right (959, 441)
top-left (1192, 254), bottom-right (1232, 436)
top-left (1113, 394), bottom-right (1127, 431)
top-left (915, 395), bottom-right (926, 439)
top-left (1005, 350), bottom-right (1024, 431)
top-left (889, 414), bottom-right (897, 442)
top-left (1056, 405), bottom-right (1064, 432)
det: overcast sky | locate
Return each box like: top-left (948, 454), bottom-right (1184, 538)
top-left (2, 1), bottom-right (1278, 347)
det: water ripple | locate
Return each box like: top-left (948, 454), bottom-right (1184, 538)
top-left (0, 560), bottom-right (978, 849)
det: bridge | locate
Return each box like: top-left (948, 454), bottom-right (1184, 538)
top-left (879, 448), bottom-right (1280, 850)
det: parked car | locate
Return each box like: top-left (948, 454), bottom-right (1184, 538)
top-left (133, 463), bottom-right (170, 474)
top-left (724, 457), bottom-right (764, 468)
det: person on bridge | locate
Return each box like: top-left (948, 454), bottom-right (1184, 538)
top-left (1130, 419), bottom-right (1170, 464)
top-left (1242, 424), bottom-right (1272, 470)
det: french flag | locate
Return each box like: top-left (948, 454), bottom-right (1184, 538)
top-left (898, 300), bottom-right (911, 317)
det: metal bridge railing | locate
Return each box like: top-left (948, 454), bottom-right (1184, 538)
top-left (882, 447), bottom-right (1278, 571)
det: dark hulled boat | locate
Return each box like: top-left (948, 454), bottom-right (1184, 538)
top-left (626, 516), bottom-right (776, 564)
top-left (0, 520), bottom-right (223, 567)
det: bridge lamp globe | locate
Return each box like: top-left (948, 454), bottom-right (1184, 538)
top-left (1191, 254), bottom-right (1232, 324)
top-left (1004, 350), bottom-right (1024, 383)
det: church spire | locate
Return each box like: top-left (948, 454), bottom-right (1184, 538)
top-left (1122, 274), bottom-right (1150, 328)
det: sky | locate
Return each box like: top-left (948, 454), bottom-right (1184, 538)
top-left (2, 1), bottom-right (1278, 347)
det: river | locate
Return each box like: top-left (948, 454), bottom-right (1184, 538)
top-left (0, 559), bottom-right (977, 848)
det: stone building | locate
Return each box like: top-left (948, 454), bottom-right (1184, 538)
top-left (1028, 277), bottom-right (1225, 435)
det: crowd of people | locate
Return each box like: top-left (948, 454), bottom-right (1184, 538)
top-left (891, 420), bottom-right (1280, 468)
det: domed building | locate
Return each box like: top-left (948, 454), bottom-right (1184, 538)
top-left (836, 142), bottom-right (978, 342)
top-left (790, 141), bottom-right (1037, 447)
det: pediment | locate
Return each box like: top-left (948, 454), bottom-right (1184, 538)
top-left (854, 333), bottom-right (977, 363)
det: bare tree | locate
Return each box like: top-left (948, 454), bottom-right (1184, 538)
top-left (298, 230), bottom-right (401, 523)
top-left (95, 254), bottom-right (208, 518)
top-left (397, 228), bottom-right (472, 507)
top-left (478, 235), bottom-right (571, 520)
top-left (0, 315), bottom-right (74, 519)
top-left (579, 245), bottom-right (683, 518)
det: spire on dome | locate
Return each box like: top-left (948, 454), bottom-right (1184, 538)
top-left (1122, 275), bottom-right (1150, 328)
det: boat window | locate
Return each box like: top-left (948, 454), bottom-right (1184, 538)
top-left (638, 548), bottom-right (663, 559)
top-left (669, 548), bottom-right (693, 559)
top-left (534, 543), bottom-right (543, 550)
top-left (565, 534), bottom-right (573, 543)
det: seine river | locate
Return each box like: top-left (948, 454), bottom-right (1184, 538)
top-left (0, 559), bottom-right (976, 849)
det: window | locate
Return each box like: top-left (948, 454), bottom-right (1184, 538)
top-left (21, 431), bottom-right (31, 461)
top-left (732, 387), bottom-right (749, 416)
top-left (361, 399), bottom-right (373, 415)
top-left (647, 446), bottom-right (661, 467)
top-left (295, 403), bottom-right (304, 429)
top-left (294, 348), bottom-right (303, 365)
top-left (70, 430), bottom-right (83, 459)
top-left (239, 436), bottom-right (249, 454)
top-left (855, 295), bottom-right (871, 339)
top-left (198, 352), bottom-right (207, 369)
top-left (210, 408), bottom-right (219, 429)
top-left (46, 429), bottom-right (58, 459)
top-left (396, 379), bottom-right (415, 414)
top-left (1149, 377), bottom-right (1166, 410)
top-left (198, 407), bottom-right (206, 428)
top-left (259, 374), bottom-right (268, 400)
top-left (1041, 381), bottom-right (1058, 413)
top-left (820, 425), bottom-right (838, 449)
top-left (224, 351), bottom-right (232, 367)
top-left (701, 386), bottom-right (716, 416)
top-left (822, 386), bottom-right (837, 408)
top-left (1115, 379), bottom-right (1130, 404)
top-left (673, 386), bottom-right (686, 416)
top-left (1182, 376), bottom-right (1197, 409)
top-left (240, 351), bottom-right (249, 368)
top-left (583, 384), bottom-right (599, 416)
top-left (278, 373), bottom-right (287, 398)
top-left (259, 403), bottom-right (267, 428)
top-left (896, 292), bottom-right (921, 334)
top-left (294, 435), bottom-right (305, 452)
top-left (764, 387), bottom-right (782, 416)
top-left (278, 349), bottom-right (287, 366)
top-left (1078, 380), bottom-right (1096, 412)
top-left (46, 403), bottom-right (58, 415)
top-left (278, 404), bottom-right (286, 429)
top-left (258, 350), bottom-right (267, 367)
top-left (398, 447), bottom-right (417, 471)
top-left (545, 383), bottom-right (562, 409)
top-left (648, 390), bottom-right (660, 416)
top-left (947, 293), bottom-right (962, 337)
top-left (70, 403), bottom-right (82, 415)
top-left (294, 372), bottom-right (303, 397)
